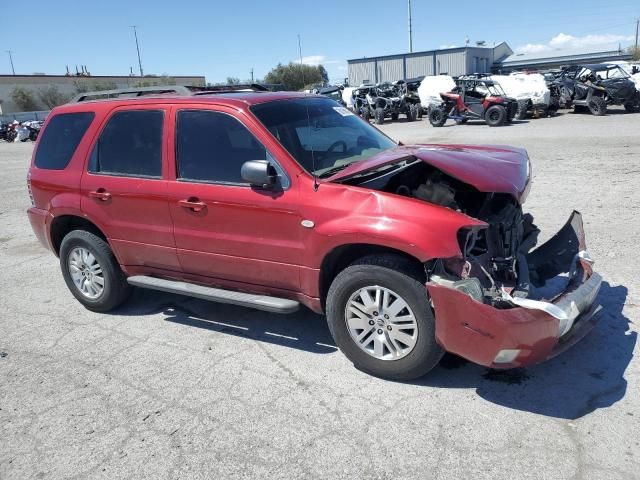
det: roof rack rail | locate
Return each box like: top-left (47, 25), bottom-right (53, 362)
top-left (70, 83), bottom-right (270, 103)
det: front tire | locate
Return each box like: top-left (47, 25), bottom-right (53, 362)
top-left (59, 230), bottom-right (131, 312)
top-left (588, 96), bottom-right (607, 116)
top-left (375, 107), bottom-right (385, 125)
top-left (326, 255), bottom-right (444, 381)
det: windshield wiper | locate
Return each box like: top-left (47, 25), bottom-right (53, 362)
top-left (317, 163), bottom-right (352, 178)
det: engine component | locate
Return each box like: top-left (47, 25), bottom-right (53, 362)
top-left (412, 179), bottom-right (457, 209)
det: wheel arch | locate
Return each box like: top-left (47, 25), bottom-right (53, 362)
top-left (318, 243), bottom-right (427, 311)
top-left (50, 215), bottom-right (108, 256)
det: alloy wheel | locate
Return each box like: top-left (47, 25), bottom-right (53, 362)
top-left (67, 247), bottom-right (105, 299)
top-left (345, 285), bottom-right (418, 361)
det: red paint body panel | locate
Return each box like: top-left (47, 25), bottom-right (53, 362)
top-left (27, 92), bottom-right (598, 370)
top-left (326, 144), bottom-right (530, 201)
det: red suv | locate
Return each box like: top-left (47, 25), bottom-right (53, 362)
top-left (27, 90), bottom-right (602, 380)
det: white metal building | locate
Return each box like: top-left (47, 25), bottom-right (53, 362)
top-left (347, 43), bottom-right (513, 85)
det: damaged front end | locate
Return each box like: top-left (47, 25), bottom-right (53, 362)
top-left (336, 144), bottom-right (602, 368)
top-left (429, 208), bottom-right (602, 368)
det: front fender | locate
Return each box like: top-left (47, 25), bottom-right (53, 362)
top-left (303, 187), bottom-right (486, 268)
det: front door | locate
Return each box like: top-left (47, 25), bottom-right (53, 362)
top-left (167, 106), bottom-right (304, 292)
top-left (80, 106), bottom-right (180, 271)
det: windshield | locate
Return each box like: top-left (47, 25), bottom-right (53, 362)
top-left (579, 66), bottom-right (630, 80)
top-left (251, 97), bottom-right (396, 177)
top-left (487, 83), bottom-right (506, 96)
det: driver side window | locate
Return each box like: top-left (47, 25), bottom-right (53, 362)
top-left (176, 110), bottom-right (267, 184)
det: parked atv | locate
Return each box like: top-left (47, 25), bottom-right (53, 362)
top-left (428, 78), bottom-right (518, 127)
top-left (317, 86), bottom-right (346, 106)
top-left (351, 85), bottom-right (375, 120)
top-left (395, 78), bottom-right (423, 121)
top-left (364, 82), bottom-right (403, 125)
top-left (554, 64), bottom-right (640, 115)
top-left (0, 122), bottom-right (8, 142)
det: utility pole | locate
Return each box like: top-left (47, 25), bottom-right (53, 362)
top-left (635, 18), bottom-right (639, 52)
top-left (297, 34), bottom-right (303, 64)
top-left (130, 26), bottom-right (144, 77)
top-left (250, 68), bottom-right (254, 83)
top-left (6, 50), bottom-right (15, 75)
top-left (407, 0), bottom-right (413, 53)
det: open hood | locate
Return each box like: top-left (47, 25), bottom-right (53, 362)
top-left (326, 144), bottom-right (531, 202)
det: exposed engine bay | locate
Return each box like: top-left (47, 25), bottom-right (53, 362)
top-left (342, 158), bottom-right (587, 309)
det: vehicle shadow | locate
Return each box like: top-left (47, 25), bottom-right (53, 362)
top-left (116, 288), bottom-right (338, 354)
top-left (413, 282), bottom-right (635, 419)
top-left (115, 281), bottom-right (634, 419)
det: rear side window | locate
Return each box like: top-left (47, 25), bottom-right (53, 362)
top-left (89, 110), bottom-right (163, 178)
top-left (34, 112), bottom-right (95, 170)
top-left (176, 110), bottom-right (266, 184)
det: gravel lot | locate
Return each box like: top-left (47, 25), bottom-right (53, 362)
top-left (1, 108), bottom-right (639, 479)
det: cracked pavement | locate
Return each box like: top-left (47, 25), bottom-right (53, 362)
top-left (1, 109), bottom-right (639, 479)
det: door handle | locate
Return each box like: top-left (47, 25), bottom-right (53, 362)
top-left (88, 188), bottom-right (111, 201)
top-left (178, 198), bottom-right (207, 212)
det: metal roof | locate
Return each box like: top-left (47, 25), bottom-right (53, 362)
top-left (348, 42), bottom-right (511, 63)
top-left (498, 44), bottom-right (631, 67)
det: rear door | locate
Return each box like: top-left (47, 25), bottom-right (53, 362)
top-left (167, 105), bottom-right (304, 292)
top-left (80, 105), bottom-right (180, 271)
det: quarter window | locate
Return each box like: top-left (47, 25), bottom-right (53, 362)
top-left (34, 112), bottom-right (95, 170)
top-left (89, 110), bottom-right (164, 178)
top-left (176, 110), bottom-right (267, 184)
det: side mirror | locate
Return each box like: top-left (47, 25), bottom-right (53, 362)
top-left (241, 160), bottom-right (277, 188)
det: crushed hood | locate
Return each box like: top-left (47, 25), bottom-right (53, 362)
top-left (326, 144), bottom-right (531, 201)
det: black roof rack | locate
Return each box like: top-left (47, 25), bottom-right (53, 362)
top-left (70, 83), bottom-right (270, 103)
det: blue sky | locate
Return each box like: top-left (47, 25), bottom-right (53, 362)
top-left (3, 0), bottom-right (638, 83)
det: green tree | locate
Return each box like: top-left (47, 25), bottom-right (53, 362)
top-left (73, 80), bottom-right (118, 94)
top-left (11, 87), bottom-right (39, 111)
top-left (264, 63), bottom-right (329, 91)
top-left (37, 86), bottom-right (72, 109)
top-left (133, 75), bottom-right (177, 87)
top-left (226, 77), bottom-right (241, 85)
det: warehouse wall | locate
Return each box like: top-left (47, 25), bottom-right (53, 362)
top-left (347, 44), bottom-right (515, 85)
top-left (348, 48), bottom-right (489, 85)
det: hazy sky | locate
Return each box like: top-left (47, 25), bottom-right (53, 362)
top-left (3, 0), bottom-right (638, 83)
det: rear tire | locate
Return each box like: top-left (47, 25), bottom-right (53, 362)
top-left (485, 105), bottom-right (507, 126)
top-left (428, 107), bottom-right (447, 127)
top-left (406, 104), bottom-right (418, 122)
top-left (588, 96), bottom-right (607, 116)
top-left (326, 255), bottom-right (444, 381)
top-left (375, 107), bottom-right (385, 125)
top-left (515, 100), bottom-right (529, 120)
top-left (59, 230), bottom-right (131, 312)
top-left (361, 107), bottom-right (371, 121)
top-left (624, 101), bottom-right (640, 113)
top-left (390, 112), bottom-right (399, 121)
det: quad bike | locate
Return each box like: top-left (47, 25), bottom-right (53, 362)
top-left (395, 78), bottom-right (423, 121)
top-left (352, 85), bottom-right (375, 120)
top-left (364, 82), bottom-right (403, 125)
top-left (428, 79), bottom-right (518, 127)
top-left (317, 86), bottom-right (346, 106)
top-left (554, 64), bottom-right (640, 115)
top-left (0, 122), bottom-right (8, 142)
